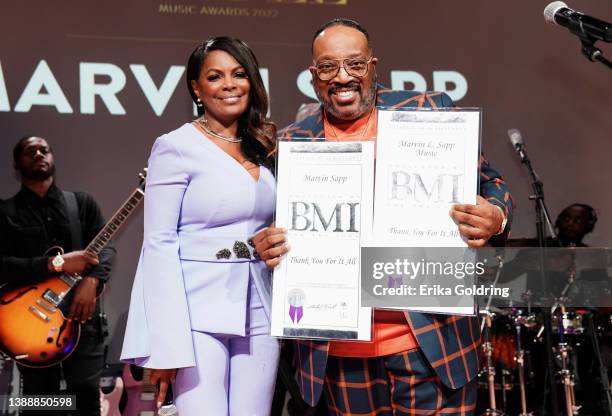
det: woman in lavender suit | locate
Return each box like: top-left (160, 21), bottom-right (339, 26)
top-left (121, 37), bottom-right (280, 415)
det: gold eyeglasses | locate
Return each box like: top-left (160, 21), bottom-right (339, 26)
top-left (311, 56), bottom-right (374, 81)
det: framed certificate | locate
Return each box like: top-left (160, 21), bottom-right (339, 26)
top-left (372, 108), bottom-right (481, 247)
top-left (271, 140), bottom-right (374, 341)
top-left (365, 108), bottom-right (482, 315)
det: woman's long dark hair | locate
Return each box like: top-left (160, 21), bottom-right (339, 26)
top-left (186, 37), bottom-right (276, 168)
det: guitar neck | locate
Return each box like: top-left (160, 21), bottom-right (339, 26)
top-left (56, 172), bottom-right (146, 298)
top-left (141, 368), bottom-right (156, 394)
top-left (85, 188), bottom-right (144, 256)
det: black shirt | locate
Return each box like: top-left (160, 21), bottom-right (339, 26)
top-left (0, 183), bottom-right (115, 285)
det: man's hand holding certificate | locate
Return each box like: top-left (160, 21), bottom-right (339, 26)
top-left (451, 195), bottom-right (506, 247)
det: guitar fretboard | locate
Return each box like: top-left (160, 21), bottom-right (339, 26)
top-left (141, 368), bottom-right (156, 394)
top-left (86, 188), bottom-right (145, 256)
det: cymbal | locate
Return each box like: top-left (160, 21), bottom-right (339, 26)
top-left (479, 305), bottom-right (511, 316)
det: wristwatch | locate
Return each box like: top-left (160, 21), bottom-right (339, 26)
top-left (52, 253), bottom-right (65, 272)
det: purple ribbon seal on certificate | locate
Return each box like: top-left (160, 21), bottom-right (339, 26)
top-left (287, 288), bottom-right (306, 324)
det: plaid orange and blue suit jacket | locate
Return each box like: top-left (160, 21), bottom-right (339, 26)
top-left (279, 87), bottom-right (513, 406)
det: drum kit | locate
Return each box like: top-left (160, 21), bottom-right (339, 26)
top-left (477, 245), bottom-right (612, 416)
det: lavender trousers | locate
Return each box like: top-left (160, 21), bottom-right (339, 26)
top-left (173, 279), bottom-right (280, 415)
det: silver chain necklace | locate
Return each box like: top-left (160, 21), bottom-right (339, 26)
top-left (197, 117), bottom-right (242, 143)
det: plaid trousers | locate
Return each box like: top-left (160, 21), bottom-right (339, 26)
top-left (323, 348), bottom-right (477, 416)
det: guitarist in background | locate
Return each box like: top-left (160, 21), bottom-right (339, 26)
top-left (0, 136), bottom-right (115, 415)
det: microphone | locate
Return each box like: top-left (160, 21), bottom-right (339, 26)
top-left (544, 1), bottom-right (612, 43)
top-left (507, 128), bottom-right (526, 161)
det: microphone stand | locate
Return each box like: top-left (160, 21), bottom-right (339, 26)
top-left (567, 17), bottom-right (612, 70)
top-left (586, 311), bottom-right (612, 416)
top-left (581, 40), bottom-right (612, 69)
top-left (514, 143), bottom-right (560, 416)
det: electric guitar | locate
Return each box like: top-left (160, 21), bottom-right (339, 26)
top-left (123, 364), bottom-right (157, 416)
top-left (100, 375), bottom-right (123, 416)
top-left (0, 170), bottom-right (146, 368)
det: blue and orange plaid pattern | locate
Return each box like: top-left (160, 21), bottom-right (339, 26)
top-left (324, 349), bottom-right (477, 416)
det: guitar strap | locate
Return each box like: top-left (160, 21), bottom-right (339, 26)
top-left (61, 191), bottom-right (83, 250)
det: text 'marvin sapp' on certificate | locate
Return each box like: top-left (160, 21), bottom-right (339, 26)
top-left (271, 140), bottom-right (374, 341)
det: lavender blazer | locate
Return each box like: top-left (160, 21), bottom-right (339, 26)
top-left (121, 123), bottom-right (275, 369)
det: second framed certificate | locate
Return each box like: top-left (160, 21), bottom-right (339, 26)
top-left (373, 108), bottom-right (481, 247)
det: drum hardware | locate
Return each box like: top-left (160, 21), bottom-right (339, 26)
top-left (536, 258), bottom-right (576, 339)
top-left (481, 409), bottom-right (508, 416)
top-left (553, 311), bottom-right (584, 336)
top-left (555, 342), bottom-right (580, 416)
top-left (481, 311), bottom-right (507, 416)
top-left (585, 310), bottom-right (612, 416)
top-left (500, 369), bottom-right (511, 411)
top-left (554, 299), bottom-right (581, 416)
top-left (479, 254), bottom-right (509, 416)
top-left (478, 246), bottom-right (612, 415)
top-left (549, 259), bottom-right (582, 415)
top-left (481, 255), bottom-right (506, 332)
top-left (511, 308), bottom-right (535, 416)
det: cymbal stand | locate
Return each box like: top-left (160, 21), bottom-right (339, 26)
top-left (551, 250), bottom-right (577, 316)
top-left (482, 254), bottom-right (505, 334)
top-left (512, 308), bottom-right (535, 416)
top-left (480, 255), bottom-right (507, 416)
top-left (501, 369), bottom-right (511, 412)
top-left (481, 311), bottom-right (506, 416)
top-left (555, 301), bottom-right (580, 416)
top-left (585, 311), bottom-right (612, 416)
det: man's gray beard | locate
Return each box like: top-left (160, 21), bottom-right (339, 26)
top-left (316, 73), bottom-right (377, 122)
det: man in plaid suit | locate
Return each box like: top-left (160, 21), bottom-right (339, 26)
top-left (254, 18), bottom-right (512, 416)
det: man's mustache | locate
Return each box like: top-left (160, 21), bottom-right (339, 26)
top-left (329, 82), bottom-right (361, 94)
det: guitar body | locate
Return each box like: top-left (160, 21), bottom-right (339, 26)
top-left (100, 376), bottom-right (124, 416)
top-left (0, 169), bottom-right (146, 368)
top-left (123, 364), bottom-right (157, 416)
top-left (0, 277), bottom-right (80, 368)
